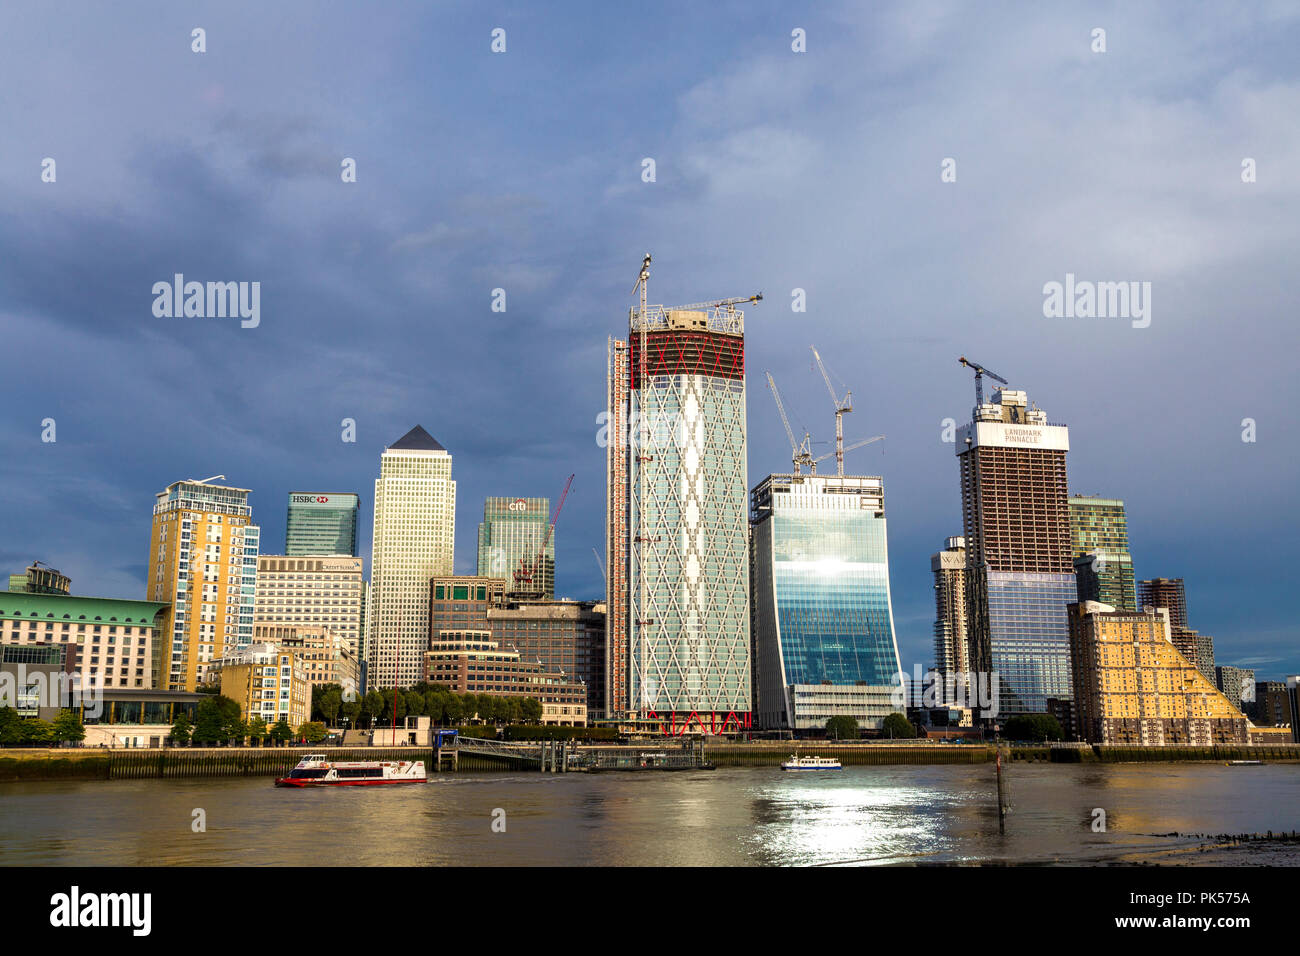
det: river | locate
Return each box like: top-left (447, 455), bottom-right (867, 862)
top-left (3, 763), bottom-right (1298, 865)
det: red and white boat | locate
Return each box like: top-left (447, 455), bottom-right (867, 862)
top-left (274, 754), bottom-right (427, 787)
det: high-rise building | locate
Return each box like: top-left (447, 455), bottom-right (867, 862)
top-left (1137, 578), bottom-right (1188, 629)
top-left (750, 473), bottom-right (904, 731)
top-left (147, 478), bottom-right (260, 691)
top-left (1067, 601), bottom-right (1249, 745)
top-left (1252, 681), bottom-right (1290, 726)
top-left (7, 562), bottom-right (71, 595)
top-left (931, 536), bottom-right (970, 695)
top-left (1215, 664), bottom-right (1255, 713)
top-left (476, 497), bottom-right (553, 598)
top-left (424, 631), bottom-right (587, 725)
top-left (253, 555), bottom-right (365, 660)
top-left (285, 492), bottom-right (360, 556)
top-left (1068, 496), bottom-right (1136, 609)
top-left (368, 426), bottom-right (456, 690)
top-left (957, 386), bottom-right (1073, 717)
top-left (620, 291), bottom-right (752, 722)
top-left (605, 337), bottom-right (631, 720)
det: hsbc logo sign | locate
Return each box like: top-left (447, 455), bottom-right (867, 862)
top-left (291, 494), bottom-right (350, 506)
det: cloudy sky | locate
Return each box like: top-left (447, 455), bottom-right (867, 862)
top-left (3, 1), bottom-right (1298, 679)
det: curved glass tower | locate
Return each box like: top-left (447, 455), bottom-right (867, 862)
top-left (750, 473), bottom-right (904, 731)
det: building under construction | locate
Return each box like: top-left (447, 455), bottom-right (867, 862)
top-left (606, 256), bottom-right (756, 727)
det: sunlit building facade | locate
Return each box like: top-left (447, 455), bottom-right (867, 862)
top-left (750, 473), bottom-right (904, 731)
top-left (477, 496), bottom-right (553, 598)
top-left (1068, 496), bottom-right (1136, 610)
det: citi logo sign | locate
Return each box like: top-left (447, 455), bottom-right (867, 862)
top-left (508, 499), bottom-right (528, 512)
top-left (151, 274), bottom-right (260, 328)
top-left (50, 886), bottom-right (151, 936)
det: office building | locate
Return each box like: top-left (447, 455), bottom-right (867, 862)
top-left (488, 599), bottom-right (606, 719)
top-left (750, 473), bottom-right (904, 731)
top-left (285, 492), bottom-right (360, 557)
top-left (424, 631), bottom-right (587, 725)
top-left (1067, 601), bottom-right (1248, 745)
top-left (618, 291), bottom-right (752, 722)
top-left (476, 496), bottom-right (553, 598)
top-left (0, 592), bottom-right (166, 692)
top-left (253, 555), bottom-right (364, 659)
top-left (957, 386), bottom-right (1074, 717)
top-left (252, 624), bottom-right (361, 693)
top-left (605, 337), bottom-right (631, 720)
top-left (207, 642), bottom-right (310, 730)
top-left (931, 536), bottom-right (970, 698)
top-left (1068, 496), bottom-right (1136, 609)
top-left (7, 562), bottom-right (71, 595)
top-left (367, 426), bottom-right (456, 690)
top-left (147, 477), bottom-right (260, 691)
top-left (1215, 664), bottom-right (1255, 713)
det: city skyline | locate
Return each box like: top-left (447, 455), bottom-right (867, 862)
top-left (3, 3), bottom-right (1297, 682)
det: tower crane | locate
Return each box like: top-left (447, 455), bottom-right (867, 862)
top-left (811, 435), bottom-right (885, 473)
top-left (958, 356), bottom-right (1008, 408)
top-left (513, 474), bottom-right (574, 593)
top-left (669, 293), bottom-right (764, 313)
top-left (765, 372), bottom-right (814, 474)
top-left (810, 345), bottom-right (854, 477)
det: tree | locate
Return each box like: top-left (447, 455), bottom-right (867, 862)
top-left (170, 713), bottom-right (192, 746)
top-left (0, 706), bottom-right (27, 744)
top-left (520, 698), bottom-right (542, 724)
top-left (297, 721), bottom-right (327, 744)
top-left (246, 716), bottom-right (268, 746)
top-left (425, 691), bottom-right (446, 724)
top-left (881, 712), bottom-right (916, 739)
top-left (443, 694), bottom-right (464, 725)
top-left (317, 686), bottom-right (342, 726)
top-left (825, 715), bottom-right (859, 740)
top-left (1002, 713), bottom-right (1063, 742)
top-left (270, 718), bottom-right (293, 745)
top-left (192, 698), bottom-right (225, 745)
top-left (23, 719), bottom-right (54, 744)
top-left (51, 709), bottom-right (86, 744)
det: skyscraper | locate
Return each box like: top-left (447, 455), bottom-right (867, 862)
top-left (605, 337), bottom-right (630, 720)
top-left (1137, 578), bottom-right (1187, 629)
top-left (285, 492), bottom-right (360, 556)
top-left (477, 496), bottom-right (553, 598)
top-left (931, 535), bottom-right (970, 695)
top-left (367, 426), bottom-right (455, 690)
top-left (147, 477), bottom-right (260, 691)
top-left (253, 555), bottom-right (365, 659)
top-left (1068, 495), bottom-right (1136, 609)
top-left (957, 386), bottom-right (1073, 717)
top-left (620, 283), bottom-right (751, 722)
top-left (750, 473), bottom-right (903, 731)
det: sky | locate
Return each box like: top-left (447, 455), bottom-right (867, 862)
top-left (2, 1), bottom-right (1298, 680)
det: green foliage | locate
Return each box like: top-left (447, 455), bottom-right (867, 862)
top-left (824, 715), bottom-right (859, 740)
top-left (454, 725), bottom-right (500, 739)
top-left (270, 718), bottom-right (293, 743)
top-left (246, 716), bottom-right (268, 744)
top-left (51, 709), bottom-right (86, 743)
top-left (881, 712), bottom-right (917, 739)
top-left (297, 721), bottom-right (327, 744)
top-left (192, 695), bottom-right (243, 744)
top-left (312, 684), bottom-right (343, 725)
top-left (1001, 714), bottom-right (1063, 742)
top-left (519, 698), bottom-right (543, 724)
top-left (169, 713), bottom-right (192, 745)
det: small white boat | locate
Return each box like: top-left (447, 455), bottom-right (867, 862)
top-left (275, 754), bottom-right (427, 787)
top-left (781, 754), bottom-right (842, 771)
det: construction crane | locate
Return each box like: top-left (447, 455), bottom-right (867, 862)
top-left (592, 547), bottom-right (606, 587)
top-left (810, 345), bottom-right (854, 477)
top-left (513, 474), bottom-right (574, 593)
top-left (811, 435), bottom-right (884, 473)
top-left (958, 356), bottom-right (1008, 408)
top-left (766, 372), bottom-right (814, 474)
top-left (669, 293), bottom-right (763, 313)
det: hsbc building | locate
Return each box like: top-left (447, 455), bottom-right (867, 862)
top-left (285, 492), bottom-right (360, 557)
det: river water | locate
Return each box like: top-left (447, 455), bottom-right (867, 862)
top-left (3, 763), bottom-right (1298, 866)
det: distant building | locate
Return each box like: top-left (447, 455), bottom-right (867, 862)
top-left (1068, 496), bottom-right (1137, 609)
top-left (254, 555), bottom-right (364, 660)
top-left (488, 599), bottom-right (606, 720)
top-left (1288, 677), bottom-right (1300, 743)
top-left (1253, 681), bottom-right (1291, 727)
top-left (750, 473), bottom-right (904, 732)
top-left (0, 591), bottom-right (167, 692)
top-left (931, 536), bottom-right (970, 699)
top-left (79, 688), bottom-right (202, 748)
top-left (605, 338), bottom-right (631, 720)
top-left (147, 477), bottom-right (261, 691)
top-left (0, 644), bottom-right (78, 720)
top-left (1138, 578), bottom-right (1188, 629)
top-left (1215, 665), bottom-right (1255, 713)
top-left (958, 386), bottom-right (1074, 716)
top-left (207, 642), bottom-right (311, 730)
top-left (7, 563), bottom-right (71, 595)
top-left (368, 426), bottom-right (456, 690)
top-left (1067, 601), bottom-right (1248, 745)
top-left (428, 576), bottom-right (507, 640)
top-left (285, 492), bottom-right (360, 557)
top-left (477, 497), bottom-right (553, 599)
top-left (252, 624), bottom-right (360, 694)
top-left (424, 631), bottom-right (586, 725)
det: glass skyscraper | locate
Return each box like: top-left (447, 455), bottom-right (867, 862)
top-left (477, 497), bottom-right (553, 598)
top-left (285, 492), bottom-right (359, 556)
top-left (750, 474), bottom-right (903, 730)
top-left (1068, 495), bottom-right (1136, 610)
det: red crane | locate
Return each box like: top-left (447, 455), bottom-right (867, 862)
top-left (512, 474), bottom-right (574, 591)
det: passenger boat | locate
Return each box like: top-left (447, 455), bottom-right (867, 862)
top-left (781, 754), bottom-right (842, 771)
top-left (274, 754), bottom-right (427, 787)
